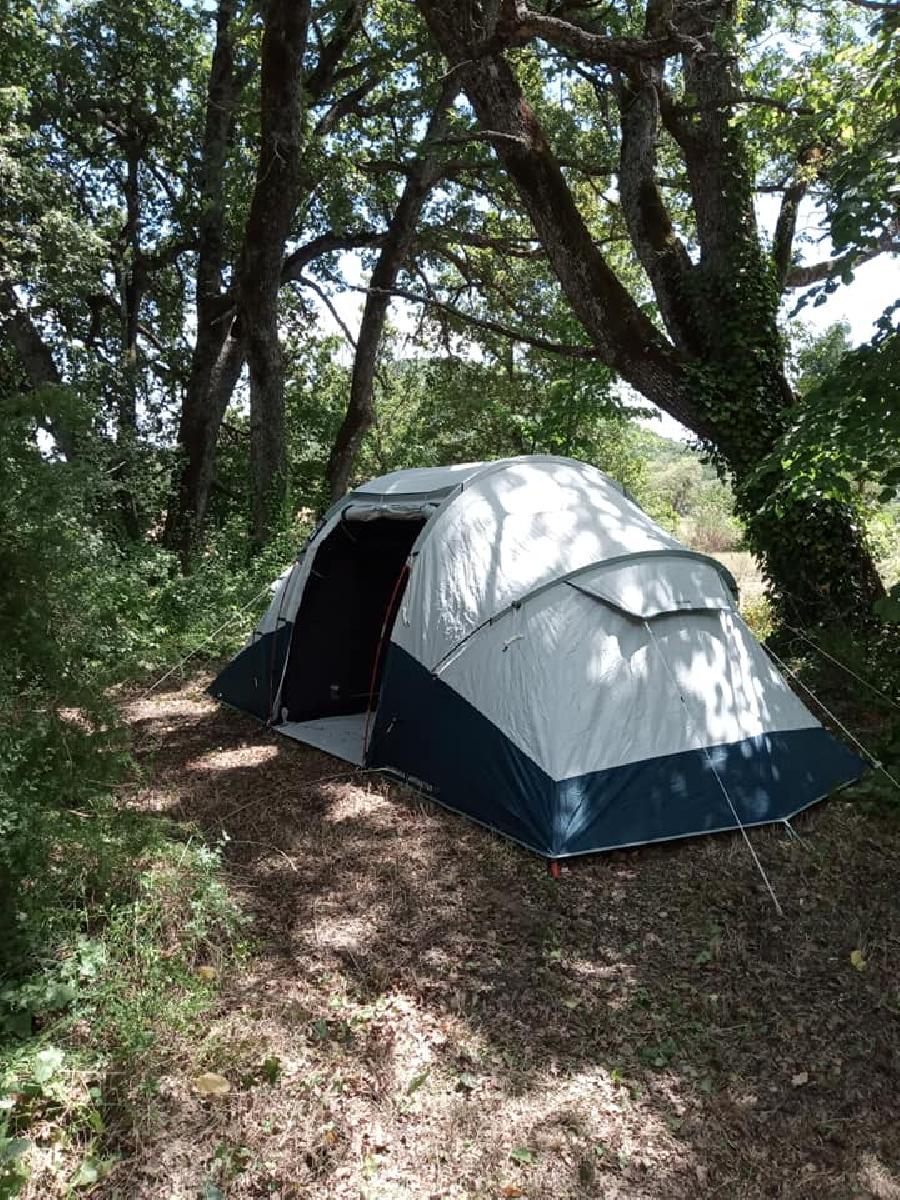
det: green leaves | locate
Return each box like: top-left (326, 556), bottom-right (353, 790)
top-left (0, 1124), bottom-right (31, 1199)
top-left (874, 584), bottom-right (900, 626)
top-left (509, 1146), bottom-right (537, 1165)
top-left (30, 1046), bottom-right (65, 1086)
top-left (761, 315), bottom-right (900, 513)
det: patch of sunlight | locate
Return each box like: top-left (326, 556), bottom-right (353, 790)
top-left (859, 1152), bottom-right (900, 1200)
top-left (132, 696), bottom-right (211, 720)
top-left (323, 786), bottom-right (395, 822)
top-left (565, 956), bottom-right (641, 1011)
top-left (313, 906), bottom-right (388, 952)
top-left (471, 1065), bottom-right (696, 1185)
top-left (190, 744), bottom-right (279, 771)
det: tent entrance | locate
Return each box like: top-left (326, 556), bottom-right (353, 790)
top-left (278, 514), bottom-right (425, 737)
top-left (276, 713), bottom-right (369, 766)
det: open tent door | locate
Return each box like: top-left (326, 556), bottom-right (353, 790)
top-left (275, 512), bottom-right (426, 764)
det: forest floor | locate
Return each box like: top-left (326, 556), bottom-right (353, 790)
top-left (98, 675), bottom-right (899, 1200)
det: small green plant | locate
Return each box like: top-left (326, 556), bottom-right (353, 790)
top-left (0, 1115), bottom-right (30, 1200)
top-left (741, 593), bottom-right (774, 642)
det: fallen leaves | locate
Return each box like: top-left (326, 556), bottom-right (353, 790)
top-left (108, 679), bottom-right (900, 1200)
top-left (192, 1072), bottom-right (230, 1096)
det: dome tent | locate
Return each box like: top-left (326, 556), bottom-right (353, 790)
top-left (210, 456), bottom-right (864, 860)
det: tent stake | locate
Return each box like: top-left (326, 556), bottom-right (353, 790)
top-left (548, 859), bottom-right (561, 879)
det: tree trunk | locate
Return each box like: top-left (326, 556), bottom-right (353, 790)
top-left (118, 143), bottom-right (143, 437)
top-left (166, 0), bottom-right (364, 561)
top-left (325, 82), bottom-right (458, 501)
top-left (166, 333), bottom-right (245, 567)
top-left (0, 280), bottom-right (79, 459)
top-left (416, 0), bottom-right (885, 623)
top-left (163, 0), bottom-right (242, 566)
top-left (236, 0), bottom-right (310, 550)
top-left (744, 489), bottom-right (885, 624)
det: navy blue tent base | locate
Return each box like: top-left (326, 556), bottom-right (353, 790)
top-left (208, 623), bottom-right (292, 722)
top-left (370, 646), bottom-right (866, 859)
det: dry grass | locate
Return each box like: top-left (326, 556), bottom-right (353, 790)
top-left (95, 676), bottom-right (900, 1200)
top-left (712, 551), bottom-right (767, 605)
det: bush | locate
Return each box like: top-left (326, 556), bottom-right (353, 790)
top-left (0, 389), bottom-right (260, 1195)
top-left (0, 813), bottom-right (247, 1197)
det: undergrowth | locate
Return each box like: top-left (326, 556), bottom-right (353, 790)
top-left (0, 393), bottom-right (267, 1195)
top-left (0, 807), bottom-right (247, 1198)
top-left (770, 621), bottom-right (900, 811)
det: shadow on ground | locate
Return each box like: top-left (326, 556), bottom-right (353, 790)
top-left (108, 676), bottom-right (900, 1200)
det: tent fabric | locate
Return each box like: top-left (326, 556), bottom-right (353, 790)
top-left (566, 552), bottom-right (735, 619)
top-left (209, 455), bottom-right (865, 859)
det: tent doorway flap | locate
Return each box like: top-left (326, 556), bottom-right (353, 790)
top-left (278, 514), bottom-right (426, 723)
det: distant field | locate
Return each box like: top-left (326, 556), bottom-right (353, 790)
top-left (710, 551), bottom-right (766, 603)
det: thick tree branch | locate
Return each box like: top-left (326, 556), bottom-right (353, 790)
top-left (505, 0), bottom-right (702, 65)
top-left (313, 76), bottom-right (381, 135)
top-left (772, 179), bottom-right (807, 289)
top-left (0, 281), bottom-right (80, 458)
top-left (281, 229), bottom-right (387, 282)
top-left (139, 237), bottom-right (199, 273)
top-left (303, 0), bottom-right (365, 102)
top-left (325, 80), bottom-right (461, 498)
top-left (841, 0), bottom-right (900, 11)
top-left (0, 282), bottom-right (62, 390)
top-left (364, 281), bottom-right (600, 358)
top-left (785, 231), bottom-right (900, 288)
top-left (416, 0), bottom-right (703, 433)
top-left (617, 75), bottom-right (699, 351)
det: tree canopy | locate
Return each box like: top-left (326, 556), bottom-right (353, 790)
top-left (0, 0), bottom-right (897, 618)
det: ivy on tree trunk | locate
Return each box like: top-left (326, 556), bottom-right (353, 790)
top-left (416, 0), bottom-right (885, 623)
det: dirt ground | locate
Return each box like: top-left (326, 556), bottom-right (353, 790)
top-left (108, 676), bottom-right (900, 1200)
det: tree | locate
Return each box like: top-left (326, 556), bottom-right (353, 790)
top-left (163, 0), bottom-right (246, 565)
top-left (165, 0), bottom-right (369, 559)
top-left (1, 0), bottom-right (203, 533)
top-left (325, 79), bottom-right (459, 501)
top-left (412, 0), bottom-right (896, 621)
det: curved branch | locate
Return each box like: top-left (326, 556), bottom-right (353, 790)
top-left (351, 281), bottom-right (601, 358)
top-left (281, 229), bottom-right (386, 282)
top-left (785, 231), bottom-right (900, 289)
top-left (506, 0), bottom-right (701, 65)
top-left (325, 80), bottom-right (461, 498)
